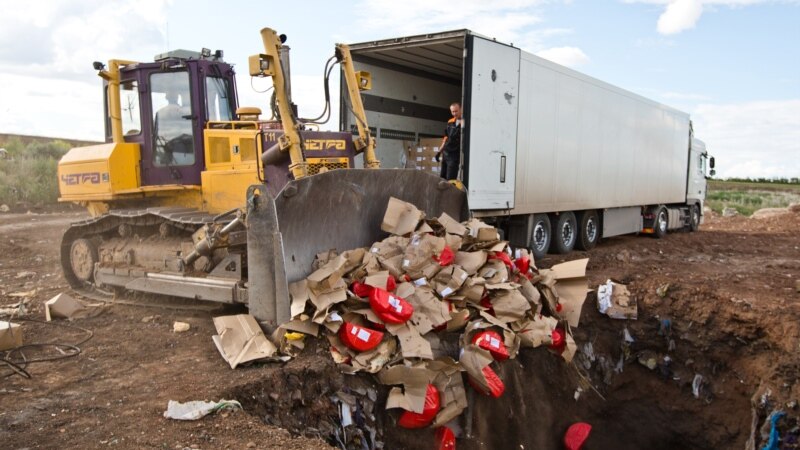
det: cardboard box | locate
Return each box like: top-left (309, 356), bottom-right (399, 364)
top-left (597, 280), bottom-right (637, 319)
top-left (0, 321), bottom-right (22, 351)
top-left (381, 197), bottom-right (424, 236)
top-left (45, 292), bottom-right (103, 321)
top-left (212, 314), bottom-right (278, 369)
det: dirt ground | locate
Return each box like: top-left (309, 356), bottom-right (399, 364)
top-left (1, 209), bottom-right (798, 449)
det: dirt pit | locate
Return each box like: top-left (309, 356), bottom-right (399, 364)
top-left (1, 210), bottom-right (799, 449)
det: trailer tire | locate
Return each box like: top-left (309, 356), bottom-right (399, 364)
top-left (550, 211), bottom-right (577, 254)
top-left (529, 214), bottom-right (552, 260)
top-left (653, 206), bottom-right (668, 239)
top-left (575, 210), bottom-right (600, 251)
top-left (689, 204), bottom-right (700, 232)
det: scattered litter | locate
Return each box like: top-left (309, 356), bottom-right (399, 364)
top-left (172, 322), bottom-right (191, 332)
top-left (141, 315), bottom-right (160, 323)
top-left (692, 374), bottom-right (704, 399)
top-left (0, 321), bottom-right (23, 351)
top-left (622, 327), bottom-right (635, 343)
top-left (45, 293), bottom-right (104, 321)
top-left (574, 387), bottom-right (583, 401)
top-left (762, 410), bottom-right (786, 450)
top-left (638, 351), bottom-right (658, 370)
top-left (656, 283), bottom-right (671, 298)
top-left (597, 280), bottom-right (637, 319)
top-left (0, 204), bottom-right (9, 212)
top-left (0, 299), bottom-right (29, 317)
top-left (15, 271), bottom-right (36, 279)
top-left (163, 399), bottom-right (241, 420)
top-left (658, 318), bottom-right (672, 337)
top-left (8, 289), bottom-right (37, 298)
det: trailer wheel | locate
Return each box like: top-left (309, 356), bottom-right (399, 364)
top-left (550, 211), bottom-right (577, 254)
top-left (575, 210), bottom-right (600, 251)
top-left (689, 204), bottom-right (700, 232)
top-left (654, 206), bottom-right (669, 239)
top-left (529, 214), bottom-right (552, 260)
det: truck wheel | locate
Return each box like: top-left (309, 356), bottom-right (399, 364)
top-left (549, 211), bottom-right (577, 254)
top-left (575, 210), bottom-right (600, 251)
top-left (653, 206), bottom-right (668, 239)
top-left (529, 214), bottom-right (552, 260)
top-left (689, 204), bottom-right (700, 232)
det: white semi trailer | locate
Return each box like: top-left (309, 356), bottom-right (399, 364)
top-left (341, 30), bottom-right (715, 259)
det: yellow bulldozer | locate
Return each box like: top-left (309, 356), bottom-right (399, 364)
top-left (56, 27), bottom-right (467, 327)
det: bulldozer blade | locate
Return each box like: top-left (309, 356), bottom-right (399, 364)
top-left (246, 169), bottom-right (469, 326)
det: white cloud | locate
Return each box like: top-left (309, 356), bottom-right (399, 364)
top-left (0, 73), bottom-right (102, 140)
top-left (623, 0), bottom-right (800, 35)
top-left (535, 46), bottom-right (590, 67)
top-left (355, 0), bottom-right (580, 55)
top-left (692, 99), bottom-right (800, 178)
top-left (657, 0), bottom-right (703, 34)
top-left (0, 1), bottom-right (172, 140)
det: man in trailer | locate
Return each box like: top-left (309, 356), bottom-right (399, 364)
top-left (436, 102), bottom-right (463, 180)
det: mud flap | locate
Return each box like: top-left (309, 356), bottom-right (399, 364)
top-left (246, 169), bottom-right (468, 325)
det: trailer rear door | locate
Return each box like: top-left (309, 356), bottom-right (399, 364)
top-left (465, 36), bottom-right (520, 210)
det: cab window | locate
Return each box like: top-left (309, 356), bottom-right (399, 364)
top-left (120, 80), bottom-right (141, 136)
top-left (206, 76), bottom-right (233, 121)
top-left (150, 71), bottom-right (195, 167)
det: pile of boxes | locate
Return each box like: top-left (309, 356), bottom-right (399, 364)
top-left (403, 138), bottom-right (442, 175)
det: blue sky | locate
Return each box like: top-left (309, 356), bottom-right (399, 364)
top-left (0, 0), bottom-right (798, 178)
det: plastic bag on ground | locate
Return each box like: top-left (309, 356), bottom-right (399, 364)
top-left (163, 399), bottom-right (241, 420)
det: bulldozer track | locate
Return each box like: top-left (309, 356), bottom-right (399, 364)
top-left (61, 207), bottom-right (218, 295)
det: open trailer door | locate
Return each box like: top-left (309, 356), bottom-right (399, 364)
top-left (464, 35), bottom-right (520, 210)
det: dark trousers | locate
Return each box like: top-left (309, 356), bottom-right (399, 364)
top-left (440, 153), bottom-right (460, 180)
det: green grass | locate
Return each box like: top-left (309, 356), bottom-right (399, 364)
top-left (707, 180), bottom-right (800, 216)
top-left (0, 139), bottom-right (70, 207)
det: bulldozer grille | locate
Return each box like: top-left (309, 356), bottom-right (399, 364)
top-left (306, 157), bottom-right (350, 175)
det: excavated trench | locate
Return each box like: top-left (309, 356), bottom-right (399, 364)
top-left (225, 285), bottom-right (779, 450)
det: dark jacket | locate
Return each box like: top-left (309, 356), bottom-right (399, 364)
top-left (442, 117), bottom-right (461, 156)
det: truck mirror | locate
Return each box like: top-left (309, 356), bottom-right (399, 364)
top-left (709, 156), bottom-right (715, 169)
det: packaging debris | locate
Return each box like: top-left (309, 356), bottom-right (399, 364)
top-left (163, 399), bottom-right (242, 420)
top-left (45, 292), bottom-right (104, 321)
top-left (250, 197), bottom-right (590, 435)
top-left (212, 314), bottom-right (281, 369)
top-left (173, 321), bottom-right (191, 332)
top-left (597, 280), bottom-right (638, 319)
top-left (0, 320), bottom-right (23, 351)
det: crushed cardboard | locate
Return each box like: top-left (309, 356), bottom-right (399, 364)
top-left (212, 314), bottom-right (280, 369)
top-left (0, 321), bottom-right (23, 351)
top-left (221, 197), bottom-right (591, 434)
top-left (45, 292), bottom-right (103, 321)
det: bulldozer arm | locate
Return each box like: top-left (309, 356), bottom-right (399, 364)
top-left (246, 169), bottom-right (469, 326)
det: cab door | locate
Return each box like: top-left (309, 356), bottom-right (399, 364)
top-left (687, 137), bottom-right (707, 204)
top-left (142, 70), bottom-right (202, 186)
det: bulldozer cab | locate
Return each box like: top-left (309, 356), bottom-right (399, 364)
top-left (106, 50), bottom-right (237, 186)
